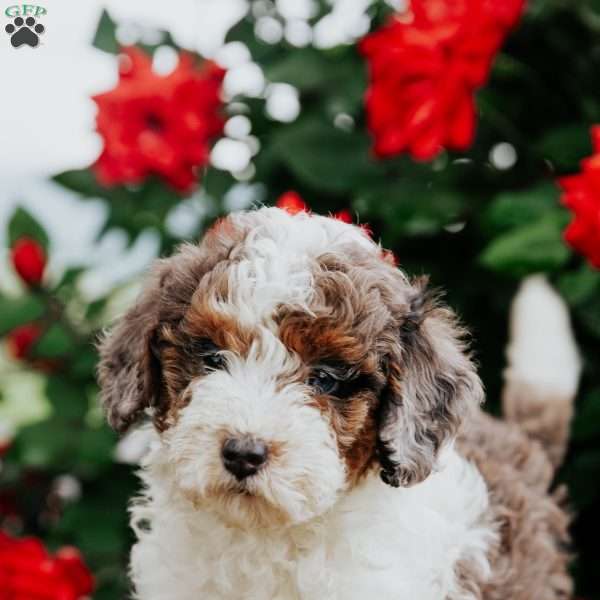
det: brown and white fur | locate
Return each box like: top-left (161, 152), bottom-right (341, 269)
top-left (98, 207), bottom-right (579, 600)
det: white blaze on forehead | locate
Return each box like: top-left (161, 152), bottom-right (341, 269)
top-left (220, 207), bottom-right (378, 327)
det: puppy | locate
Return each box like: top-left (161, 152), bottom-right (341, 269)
top-left (98, 207), bottom-right (576, 600)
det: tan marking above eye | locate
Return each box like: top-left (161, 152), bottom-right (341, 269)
top-left (279, 313), bottom-right (368, 367)
top-left (183, 302), bottom-right (254, 357)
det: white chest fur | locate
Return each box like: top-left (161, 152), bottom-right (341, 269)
top-left (129, 446), bottom-right (494, 600)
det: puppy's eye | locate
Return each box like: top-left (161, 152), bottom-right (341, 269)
top-left (194, 339), bottom-right (226, 371)
top-left (307, 370), bottom-right (339, 396)
top-left (202, 351), bottom-right (225, 370)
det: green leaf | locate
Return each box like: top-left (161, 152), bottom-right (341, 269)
top-left (566, 450), bottom-right (600, 509)
top-left (15, 419), bottom-right (73, 467)
top-left (225, 15), bottom-right (279, 64)
top-left (265, 48), bottom-right (338, 91)
top-left (202, 168), bottom-right (235, 202)
top-left (481, 183), bottom-right (562, 235)
top-left (85, 297), bottom-right (109, 321)
top-left (480, 216), bottom-right (570, 276)
top-left (264, 46), bottom-right (367, 115)
top-left (32, 323), bottom-right (73, 359)
top-left (55, 267), bottom-right (86, 290)
top-left (527, 0), bottom-right (568, 18)
top-left (575, 295), bottom-right (600, 339)
top-left (8, 207), bottom-right (49, 249)
top-left (480, 183), bottom-right (572, 275)
top-left (46, 376), bottom-right (89, 421)
top-left (355, 181), bottom-right (466, 237)
top-left (60, 502), bottom-right (126, 557)
top-left (0, 295), bottom-right (45, 336)
top-left (93, 9), bottom-right (119, 54)
top-left (70, 177), bottom-right (181, 251)
top-left (537, 124), bottom-right (592, 171)
top-left (53, 169), bottom-right (105, 198)
top-left (572, 390), bottom-right (600, 442)
top-left (75, 426), bottom-right (117, 475)
top-left (68, 346), bottom-right (99, 379)
top-left (272, 118), bottom-right (384, 193)
top-left (557, 264), bottom-right (600, 306)
top-left (581, 0), bottom-right (600, 16)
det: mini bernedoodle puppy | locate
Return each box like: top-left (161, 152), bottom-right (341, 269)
top-left (98, 207), bottom-right (579, 600)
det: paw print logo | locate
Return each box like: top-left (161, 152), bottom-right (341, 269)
top-left (5, 16), bottom-right (45, 48)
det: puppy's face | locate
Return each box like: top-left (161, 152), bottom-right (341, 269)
top-left (99, 208), bottom-right (482, 528)
top-left (152, 252), bottom-right (389, 528)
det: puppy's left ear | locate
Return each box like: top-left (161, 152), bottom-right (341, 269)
top-left (377, 276), bottom-right (483, 488)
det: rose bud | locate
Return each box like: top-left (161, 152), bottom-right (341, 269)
top-left (11, 237), bottom-right (47, 286)
top-left (7, 323), bottom-right (42, 360)
top-left (276, 191), bottom-right (309, 215)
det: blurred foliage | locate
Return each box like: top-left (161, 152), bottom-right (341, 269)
top-left (1, 0), bottom-right (600, 598)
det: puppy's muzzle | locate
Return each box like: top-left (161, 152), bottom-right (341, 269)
top-left (221, 435), bottom-right (269, 480)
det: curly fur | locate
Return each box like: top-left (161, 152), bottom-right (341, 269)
top-left (98, 207), bottom-right (578, 599)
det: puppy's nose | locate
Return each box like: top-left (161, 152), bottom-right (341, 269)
top-left (221, 436), bottom-right (269, 480)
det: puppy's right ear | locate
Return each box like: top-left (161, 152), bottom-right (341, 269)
top-left (97, 267), bottom-right (164, 433)
top-left (97, 216), bottom-right (250, 432)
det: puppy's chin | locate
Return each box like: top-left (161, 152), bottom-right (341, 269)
top-left (188, 486), bottom-right (293, 529)
top-left (178, 475), bottom-right (340, 530)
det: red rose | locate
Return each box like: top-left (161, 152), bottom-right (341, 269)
top-left (333, 209), bottom-right (353, 224)
top-left (360, 0), bottom-right (525, 160)
top-left (7, 323), bottom-right (42, 360)
top-left (93, 47), bottom-right (225, 193)
top-left (11, 237), bottom-right (46, 286)
top-left (276, 191), bottom-right (310, 215)
top-left (0, 532), bottom-right (94, 599)
top-left (559, 126), bottom-right (600, 269)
